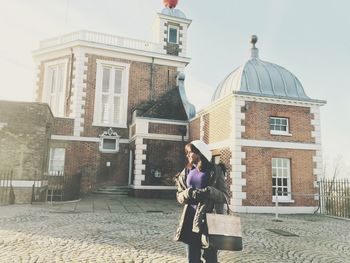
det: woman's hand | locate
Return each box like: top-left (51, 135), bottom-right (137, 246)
top-left (191, 187), bottom-right (210, 202)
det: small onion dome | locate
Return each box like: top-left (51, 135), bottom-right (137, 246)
top-left (211, 35), bottom-right (310, 102)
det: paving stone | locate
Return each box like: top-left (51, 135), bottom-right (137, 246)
top-left (0, 195), bottom-right (349, 262)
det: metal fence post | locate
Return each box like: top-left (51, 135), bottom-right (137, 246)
top-left (275, 193), bottom-right (279, 220)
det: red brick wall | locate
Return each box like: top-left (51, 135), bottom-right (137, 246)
top-left (148, 123), bottom-right (186, 136)
top-left (243, 102), bottom-right (313, 143)
top-left (0, 101), bottom-right (53, 181)
top-left (143, 139), bottom-right (185, 186)
top-left (52, 117), bottom-right (74, 136)
top-left (50, 140), bottom-right (130, 192)
top-left (202, 99), bottom-right (232, 144)
top-left (242, 146), bottom-right (317, 207)
top-left (82, 54), bottom-right (177, 139)
top-left (189, 117), bottom-right (200, 141)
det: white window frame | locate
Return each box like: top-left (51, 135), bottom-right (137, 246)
top-left (93, 60), bottom-right (130, 128)
top-left (99, 128), bottom-right (120, 153)
top-left (272, 158), bottom-right (293, 202)
top-left (270, 117), bottom-right (292, 136)
top-left (168, 25), bottom-right (179, 44)
top-left (48, 148), bottom-right (65, 176)
top-left (43, 59), bottom-right (68, 117)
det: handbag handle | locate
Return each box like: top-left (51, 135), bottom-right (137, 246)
top-left (223, 194), bottom-right (233, 215)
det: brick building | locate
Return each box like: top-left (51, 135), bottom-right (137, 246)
top-left (31, 4), bottom-right (194, 198)
top-left (189, 36), bottom-right (326, 213)
top-left (1, 3), bottom-right (326, 211)
top-left (0, 101), bottom-right (53, 203)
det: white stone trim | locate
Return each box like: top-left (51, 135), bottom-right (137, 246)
top-left (130, 185), bottom-right (176, 190)
top-left (234, 93), bottom-right (326, 106)
top-left (143, 134), bottom-right (188, 142)
top-left (232, 205), bottom-right (318, 214)
top-left (133, 138), bottom-right (147, 186)
top-left (33, 61), bottom-right (41, 101)
top-left (1, 180), bottom-right (48, 188)
top-left (310, 106), bottom-right (323, 190)
top-left (33, 43), bottom-right (190, 68)
top-left (71, 48), bottom-right (87, 136)
top-left (179, 24), bottom-right (189, 57)
top-left (200, 115), bottom-right (204, 141)
top-left (137, 117), bottom-right (188, 125)
top-left (208, 140), bottom-right (231, 151)
top-left (238, 139), bottom-right (321, 150)
top-left (229, 97), bottom-right (247, 207)
top-left (51, 135), bottom-right (128, 143)
top-left (167, 24), bottom-right (179, 44)
top-left (158, 13), bottom-right (192, 24)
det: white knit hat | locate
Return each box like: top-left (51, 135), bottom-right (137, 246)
top-left (191, 140), bottom-right (212, 162)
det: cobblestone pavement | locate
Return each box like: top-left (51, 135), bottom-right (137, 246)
top-left (0, 195), bottom-right (349, 263)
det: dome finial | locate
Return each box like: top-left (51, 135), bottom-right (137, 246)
top-left (250, 35), bottom-right (258, 47)
top-left (250, 35), bottom-right (259, 58)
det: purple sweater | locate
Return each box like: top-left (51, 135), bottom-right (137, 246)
top-left (186, 167), bottom-right (209, 209)
top-left (186, 167), bottom-right (209, 190)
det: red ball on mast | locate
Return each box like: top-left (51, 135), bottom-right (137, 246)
top-left (163, 0), bottom-right (178, 9)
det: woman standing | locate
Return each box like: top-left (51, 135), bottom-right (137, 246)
top-left (174, 140), bottom-right (229, 263)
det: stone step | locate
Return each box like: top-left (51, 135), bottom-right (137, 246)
top-left (92, 186), bottom-right (130, 195)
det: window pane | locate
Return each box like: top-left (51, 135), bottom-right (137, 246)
top-left (102, 68), bottom-right (110, 93)
top-left (278, 168), bottom-right (283, 176)
top-left (272, 187), bottom-right (276, 196)
top-left (272, 158), bottom-right (291, 198)
top-left (169, 28), bottom-right (177, 43)
top-left (283, 178), bottom-right (287, 186)
top-left (272, 158), bottom-right (277, 167)
top-left (272, 169), bottom-right (277, 177)
top-left (113, 97), bottom-right (121, 124)
top-left (114, 70), bottom-right (122, 94)
top-left (270, 117), bottom-right (288, 132)
top-left (49, 148), bottom-right (65, 172)
top-left (50, 68), bottom-right (56, 93)
top-left (103, 139), bottom-right (116, 150)
top-left (277, 178), bottom-right (282, 186)
top-left (278, 159), bottom-right (282, 167)
top-left (277, 187), bottom-right (282, 196)
top-left (101, 95), bottom-right (109, 123)
top-left (282, 169), bottom-right (288, 177)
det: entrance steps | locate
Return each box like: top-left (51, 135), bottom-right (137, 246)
top-left (92, 185), bottom-right (130, 196)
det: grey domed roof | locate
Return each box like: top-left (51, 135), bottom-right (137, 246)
top-left (161, 7), bottom-right (186, 19)
top-left (212, 36), bottom-right (311, 102)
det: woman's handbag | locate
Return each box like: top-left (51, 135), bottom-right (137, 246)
top-left (205, 197), bottom-right (243, 251)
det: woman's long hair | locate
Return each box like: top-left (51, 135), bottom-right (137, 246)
top-left (185, 143), bottom-right (213, 172)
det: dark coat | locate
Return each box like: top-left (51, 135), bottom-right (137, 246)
top-left (173, 164), bottom-right (229, 246)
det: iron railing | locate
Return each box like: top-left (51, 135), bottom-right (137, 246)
top-left (319, 178), bottom-right (350, 218)
top-left (0, 170), bottom-right (14, 205)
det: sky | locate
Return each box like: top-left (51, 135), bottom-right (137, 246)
top-left (0, 0), bottom-right (349, 178)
